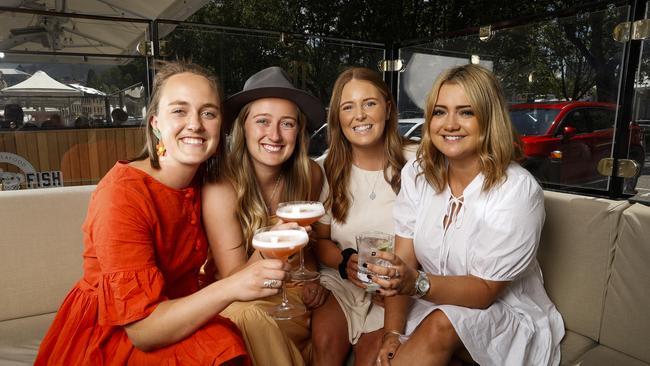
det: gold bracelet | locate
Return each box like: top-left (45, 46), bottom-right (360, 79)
top-left (382, 330), bottom-right (402, 341)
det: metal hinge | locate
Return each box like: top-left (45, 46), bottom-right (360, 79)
top-left (136, 40), bottom-right (153, 56)
top-left (597, 158), bottom-right (641, 178)
top-left (613, 19), bottom-right (650, 42)
top-left (479, 25), bottom-right (493, 42)
top-left (378, 59), bottom-right (405, 72)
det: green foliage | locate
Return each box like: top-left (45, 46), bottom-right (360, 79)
top-left (85, 59), bottom-right (148, 95)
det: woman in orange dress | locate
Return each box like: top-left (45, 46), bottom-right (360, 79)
top-left (34, 61), bottom-right (291, 366)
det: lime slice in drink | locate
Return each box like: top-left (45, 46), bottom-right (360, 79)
top-left (377, 241), bottom-right (391, 252)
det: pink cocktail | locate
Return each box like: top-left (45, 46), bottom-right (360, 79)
top-left (276, 201), bottom-right (325, 281)
top-left (253, 230), bottom-right (308, 261)
top-left (252, 226), bottom-right (309, 320)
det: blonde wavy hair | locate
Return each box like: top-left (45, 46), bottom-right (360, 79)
top-left (324, 67), bottom-right (406, 223)
top-left (228, 100), bottom-right (312, 249)
top-left (417, 64), bottom-right (522, 192)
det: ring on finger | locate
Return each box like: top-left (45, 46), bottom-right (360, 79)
top-left (263, 279), bottom-right (280, 288)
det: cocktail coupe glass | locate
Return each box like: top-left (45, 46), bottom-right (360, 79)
top-left (276, 201), bottom-right (325, 281)
top-left (252, 226), bottom-right (309, 320)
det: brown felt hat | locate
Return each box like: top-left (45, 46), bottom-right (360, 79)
top-left (223, 66), bottom-right (326, 133)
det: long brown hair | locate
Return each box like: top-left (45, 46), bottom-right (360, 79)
top-left (324, 67), bottom-right (405, 223)
top-left (418, 64), bottom-right (523, 192)
top-left (133, 60), bottom-right (227, 182)
top-left (228, 100), bottom-right (312, 248)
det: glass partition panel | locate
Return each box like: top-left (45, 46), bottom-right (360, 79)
top-left (629, 1), bottom-right (650, 195)
top-left (0, 10), bottom-right (149, 189)
top-left (398, 5), bottom-right (630, 192)
top-left (160, 23), bottom-right (385, 103)
top-left (159, 22), bottom-right (384, 157)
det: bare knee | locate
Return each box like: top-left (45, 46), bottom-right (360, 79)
top-left (353, 330), bottom-right (383, 366)
top-left (311, 317), bottom-right (348, 352)
top-left (420, 310), bottom-right (460, 348)
top-left (311, 297), bottom-right (349, 354)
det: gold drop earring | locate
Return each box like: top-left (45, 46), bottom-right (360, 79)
top-left (152, 128), bottom-right (166, 157)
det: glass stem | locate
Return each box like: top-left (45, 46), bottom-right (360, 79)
top-left (299, 248), bottom-right (306, 271)
top-left (281, 283), bottom-right (289, 306)
top-left (281, 259), bottom-right (290, 306)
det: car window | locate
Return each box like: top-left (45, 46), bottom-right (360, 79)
top-left (308, 123), bottom-right (329, 157)
top-left (398, 122), bottom-right (416, 135)
top-left (588, 108), bottom-right (616, 131)
top-left (410, 123), bottom-right (423, 139)
top-left (561, 110), bottom-right (591, 134)
top-left (510, 108), bottom-right (559, 136)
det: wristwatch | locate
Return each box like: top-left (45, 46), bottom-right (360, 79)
top-left (413, 270), bottom-right (430, 299)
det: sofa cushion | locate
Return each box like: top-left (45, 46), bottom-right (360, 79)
top-left (0, 339), bottom-right (41, 366)
top-left (599, 203), bottom-right (650, 363)
top-left (538, 191), bottom-right (629, 341)
top-left (0, 313), bottom-right (55, 366)
top-left (559, 330), bottom-right (596, 366)
top-left (0, 312), bottom-right (55, 346)
top-left (579, 345), bottom-right (650, 366)
top-left (0, 186), bottom-right (93, 322)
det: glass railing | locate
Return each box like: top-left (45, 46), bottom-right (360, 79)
top-left (397, 5), bottom-right (631, 193)
top-left (0, 9), bottom-right (149, 189)
top-left (158, 21), bottom-right (385, 158)
top-left (158, 21), bottom-right (385, 108)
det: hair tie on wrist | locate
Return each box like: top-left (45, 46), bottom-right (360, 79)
top-left (338, 248), bottom-right (358, 279)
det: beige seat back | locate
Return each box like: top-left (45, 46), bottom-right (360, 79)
top-left (0, 186), bottom-right (93, 328)
top-left (599, 203), bottom-right (650, 363)
top-left (538, 191), bottom-right (629, 341)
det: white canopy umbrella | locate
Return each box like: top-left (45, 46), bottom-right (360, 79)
top-left (0, 68), bottom-right (30, 76)
top-left (1, 70), bottom-right (82, 96)
top-left (0, 0), bottom-right (208, 56)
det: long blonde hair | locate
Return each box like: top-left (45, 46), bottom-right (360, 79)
top-left (228, 100), bottom-right (312, 249)
top-left (133, 60), bottom-right (227, 182)
top-left (324, 67), bottom-right (406, 223)
top-left (418, 64), bottom-right (522, 192)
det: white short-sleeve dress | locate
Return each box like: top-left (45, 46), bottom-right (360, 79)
top-left (315, 148), bottom-right (415, 344)
top-left (394, 159), bottom-right (564, 366)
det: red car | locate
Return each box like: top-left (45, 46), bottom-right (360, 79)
top-left (510, 101), bottom-right (646, 188)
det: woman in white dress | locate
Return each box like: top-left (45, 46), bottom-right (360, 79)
top-left (370, 64), bottom-right (564, 366)
top-left (310, 67), bottom-right (414, 366)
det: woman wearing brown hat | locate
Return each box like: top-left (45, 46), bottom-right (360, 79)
top-left (202, 66), bottom-right (328, 366)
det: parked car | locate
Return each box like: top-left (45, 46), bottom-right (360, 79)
top-left (510, 101), bottom-right (646, 189)
top-left (398, 118), bottom-right (424, 141)
top-left (308, 123), bottom-right (328, 157)
top-left (310, 118), bottom-right (426, 157)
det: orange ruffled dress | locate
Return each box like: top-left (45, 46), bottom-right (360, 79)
top-left (35, 162), bottom-right (249, 366)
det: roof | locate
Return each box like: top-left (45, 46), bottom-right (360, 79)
top-left (0, 70), bottom-right (82, 96)
top-left (0, 1), bottom-right (209, 57)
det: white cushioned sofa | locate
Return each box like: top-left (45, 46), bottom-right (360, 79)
top-left (0, 187), bottom-right (649, 365)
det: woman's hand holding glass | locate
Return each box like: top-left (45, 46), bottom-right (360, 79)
top-left (226, 257), bottom-right (291, 302)
top-left (344, 253), bottom-right (368, 289)
top-left (365, 250), bottom-right (418, 297)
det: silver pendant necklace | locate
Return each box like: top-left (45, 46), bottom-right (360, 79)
top-left (367, 170), bottom-right (381, 200)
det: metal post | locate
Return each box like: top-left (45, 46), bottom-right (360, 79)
top-left (611, 0), bottom-right (644, 197)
